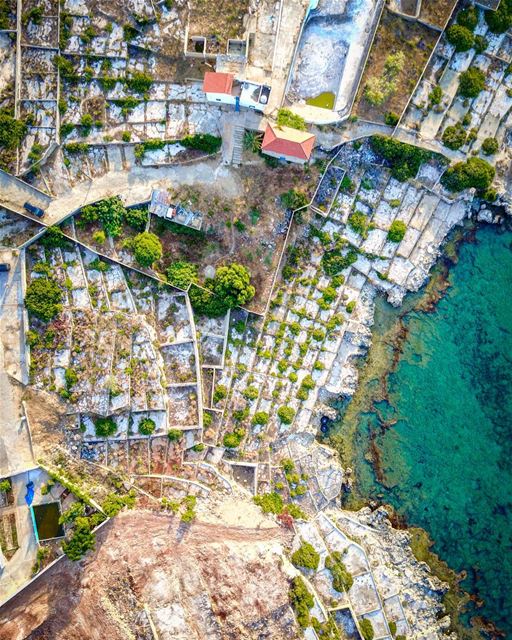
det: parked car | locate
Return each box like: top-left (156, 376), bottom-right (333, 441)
top-left (0, 263), bottom-right (10, 272)
top-left (23, 202), bottom-right (45, 218)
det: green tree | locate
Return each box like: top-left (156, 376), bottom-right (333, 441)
top-left (277, 406), bottom-right (295, 424)
top-left (481, 137), bottom-right (499, 155)
top-left (485, 1), bottom-right (512, 33)
top-left (458, 67), bottom-right (486, 98)
top-left (446, 24), bottom-right (474, 52)
top-left (212, 263), bottom-right (255, 308)
top-left (457, 6), bottom-right (478, 30)
top-left (252, 411), bottom-right (269, 425)
top-left (388, 220), bottom-right (407, 243)
top-left (95, 196), bottom-right (126, 237)
top-left (441, 157), bottom-right (495, 192)
top-left (132, 232), bottom-right (162, 267)
top-left (167, 429), bottom-right (183, 441)
top-left (167, 260), bottom-right (198, 289)
top-left (25, 278), bottom-right (62, 322)
top-left (370, 135), bottom-right (431, 182)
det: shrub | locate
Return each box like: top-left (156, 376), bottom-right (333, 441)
top-left (25, 278), bottom-right (62, 321)
top-left (64, 142), bottom-right (89, 154)
top-left (252, 411), bottom-right (269, 425)
top-left (203, 412), bottom-right (213, 427)
top-left (446, 24), bottom-right (474, 52)
top-left (321, 248), bottom-right (358, 275)
top-left (481, 137), bottom-right (498, 155)
top-left (167, 429), bottom-right (183, 441)
top-left (388, 220), bottom-right (407, 243)
top-left (0, 111), bottom-right (27, 151)
top-left (429, 85), bottom-right (443, 106)
top-left (457, 6), bottom-right (478, 31)
top-left (289, 576), bottom-right (314, 628)
top-left (0, 479), bottom-right (11, 493)
top-left (359, 618), bottom-right (375, 640)
top-left (280, 188), bottom-right (309, 210)
top-left (485, 1), bottom-right (512, 33)
top-left (276, 108), bottom-right (306, 131)
top-left (94, 417), bottom-right (117, 437)
top-left (458, 67), bottom-right (486, 98)
top-left (124, 207), bottom-right (148, 231)
top-left (370, 135), bottom-right (431, 182)
top-left (277, 406), bottom-right (295, 424)
top-left (223, 428), bottom-right (245, 448)
top-left (253, 491), bottom-right (283, 514)
top-left (348, 210), bottom-right (371, 237)
top-left (126, 71), bottom-right (152, 93)
top-left (92, 230), bottom-right (106, 244)
top-left (167, 260), bottom-right (198, 289)
top-left (441, 157), bottom-right (495, 192)
top-left (442, 124), bottom-right (467, 150)
top-left (40, 225), bottom-right (67, 249)
top-left (346, 301), bottom-right (356, 314)
top-left (474, 35), bottom-right (488, 54)
top-left (243, 385), bottom-right (259, 400)
top-left (62, 517), bottom-right (95, 560)
top-left (132, 232), bottom-right (162, 267)
top-left (181, 133), bottom-right (222, 153)
top-left (213, 384), bottom-right (227, 403)
top-left (64, 368), bottom-right (78, 389)
top-left (292, 541), bottom-right (320, 570)
top-left (286, 503), bottom-right (307, 520)
top-left (384, 111), bottom-right (399, 126)
top-left (121, 130), bottom-right (131, 142)
top-left (364, 52), bottom-right (404, 106)
top-left (325, 552), bottom-right (353, 592)
top-left (139, 418), bottom-right (156, 435)
top-left (189, 284), bottom-right (229, 318)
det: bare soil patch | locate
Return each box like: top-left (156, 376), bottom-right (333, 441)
top-left (0, 510), bottom-right (295, 640)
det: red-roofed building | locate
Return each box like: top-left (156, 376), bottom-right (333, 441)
top-left (261, 124), bottom-right (316, 165)
top-left (202, 72), bottom-right (234, 97)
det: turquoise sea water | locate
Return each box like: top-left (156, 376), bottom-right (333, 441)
top-left (347, 224), bottom-right (512, 635)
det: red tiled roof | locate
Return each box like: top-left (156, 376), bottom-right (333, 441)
top-left (261, 124), bottom-right (315, 160)
top-left (202, 72), bottom-right (234, 95)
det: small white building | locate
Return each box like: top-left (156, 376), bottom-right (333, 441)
top-left (202, 72), bottom-right (271, 112)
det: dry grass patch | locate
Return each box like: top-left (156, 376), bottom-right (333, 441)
top-left (354, 9), bottom-right (439, 122)
top-left (419, 0), bottom-right (457, 28)
top-left (152, 160), bottom-right (320, 313)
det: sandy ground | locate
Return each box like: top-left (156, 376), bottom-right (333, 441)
top-left (0, 508), bottom-right (296, 640)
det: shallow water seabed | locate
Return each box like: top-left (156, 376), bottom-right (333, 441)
top-left (338, 224), bottom-right (512, 636)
